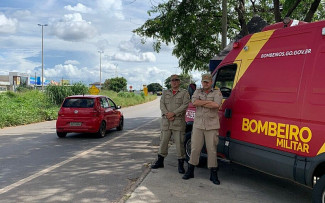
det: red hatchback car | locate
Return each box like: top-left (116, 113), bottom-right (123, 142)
top-left (56, 95), bottom-right (123, 138)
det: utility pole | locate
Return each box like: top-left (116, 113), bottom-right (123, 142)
top-left (38, 24), bottom-right (48, 91)
top-left (98, 50), bottom-right (104, 90)
top-left (221, 0), bottom-right (227, 49)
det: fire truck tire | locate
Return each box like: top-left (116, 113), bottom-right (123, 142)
top-left (313, 174), bottom-right (325, 203)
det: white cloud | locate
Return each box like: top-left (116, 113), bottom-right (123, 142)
top-left (96, 0), bottom-right (124, 20)
top-left (45, 64), bottom-right (96, 83)
top-left (64, 3), bottom-right (93, 13)
top-left (45, 62), bottom-right (120, 84)
top-left (190, 70), bottom-right (205, 86)
top-left (50, 13), bottom-right (97, 41)
top-left (118, 40), bottom-right (136, 52)
top-left (122, 66), bottom-right (171, 89)
top-left (141, 52), bottom-right (156, 62)
top-left (43, 0), bottom-right (56, 9)
top-left (112, 36), bottom-right (158, 62)
top-left (0, 1), bottom-right (181, 90)
top-left (112, 52), bottom-right (156, 62)
top-left (0, 49), bottom-right (40, 74)
top-left (64, 60), bottom-right (80, 65)
top-left (121, 35), bottom-right (173, 53)
top-left (12, 10), bottom-right (32, 19)
top-left (0, 13), bottom-right (18, 34)
top-left (96, 39), bottom-right (109, 51)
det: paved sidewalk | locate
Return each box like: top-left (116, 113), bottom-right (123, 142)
top-left (125, 144), bottom-right (221, 203)
top-left (124, 143), bottom-right (312, 203)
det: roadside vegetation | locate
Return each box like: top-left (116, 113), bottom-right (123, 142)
top-left (0, 85), bottom-right (156, 129)
top-left (0, 90), bottom-right (58, 128)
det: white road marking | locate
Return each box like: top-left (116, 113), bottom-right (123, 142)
top-left (0, 118), bottom-right (159, 195)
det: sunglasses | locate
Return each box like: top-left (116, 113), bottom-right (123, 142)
top-left (171, 79), bottom-right (180, 82)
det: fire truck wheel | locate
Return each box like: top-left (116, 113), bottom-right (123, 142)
top-left (313, 174), bottom-right (325, 203)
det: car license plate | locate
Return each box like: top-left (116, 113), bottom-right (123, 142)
top-left (70, 122), bottom-right (82, 126)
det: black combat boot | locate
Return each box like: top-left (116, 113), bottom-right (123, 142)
top-left (182, 163), bottom-right (194, 179)
top-left (178, 159), bottom-right (185, 174)
top-left (210, 167), bottom-right (220, 185)
top-left (151, 155), bottom-right (164, 169)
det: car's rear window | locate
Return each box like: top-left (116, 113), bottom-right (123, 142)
top-left (62, 98), bottom-right (95, 108)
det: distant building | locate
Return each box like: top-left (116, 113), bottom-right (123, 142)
top-left (0, 72), bottom-right (52, 91)
top-left (30, 75), bottom-right (50, 86)
top-left (0, 75), bottom-right (10, 91)
top-left (9, 72), bottom-right (30, 90)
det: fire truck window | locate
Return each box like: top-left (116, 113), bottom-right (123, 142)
top-left (214, 65), bottom-right (237, 98)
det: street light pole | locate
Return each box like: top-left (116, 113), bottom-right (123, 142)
top-left (38, 24), bottom-right (48, 91)
top-left (98, 50), bottom-right (104, 90)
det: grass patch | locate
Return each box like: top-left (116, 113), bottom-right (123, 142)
top-left (0, 91), bottom-right (59, 128)
top-left (102, 90), bottom-right (156, 107)
top-left (0, 90), bottom-right (157, 129)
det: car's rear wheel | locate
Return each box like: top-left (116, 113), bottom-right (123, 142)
top-left (117, 117), bottom-right (124, 131)
top-left (96, 121), bottom-right (106, 138)
top-left (57, 132), bottom-right (67, 138)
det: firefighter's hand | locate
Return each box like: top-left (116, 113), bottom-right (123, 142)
top-left (168, 117), bottom-right (175, 121)
top-left (165, 112), bottom-right (175, 119)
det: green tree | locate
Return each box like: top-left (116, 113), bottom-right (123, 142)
top-left (164, 73), bottom-right (195, 90)
top-left (134, 0), bottom-right (324, 73)
top-left (108, 77), bottom-right (127, 92)
top-left (102, 79), bottom-right (110, 90)
top-left (45, 82), bottom-right (88, 105)
top-left (147, 83), bottom-right (163, 93)
top-left (239, 0), bottom-right (324, 23)
top-left (134, 0), bottom-right (224, 73)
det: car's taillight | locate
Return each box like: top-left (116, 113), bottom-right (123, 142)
top-left (58, 109), bottom-right (63, 116)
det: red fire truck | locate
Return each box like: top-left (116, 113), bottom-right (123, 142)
top-left (185, 19), bottom-right (325, 202)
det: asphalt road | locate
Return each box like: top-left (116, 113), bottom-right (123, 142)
top-left (0, 98), bottom-right (161, 202)
top-left (0, 97), bottom-right (313, 202)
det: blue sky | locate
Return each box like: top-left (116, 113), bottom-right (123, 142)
top-left (0, 0), bottom-right (203, 89)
